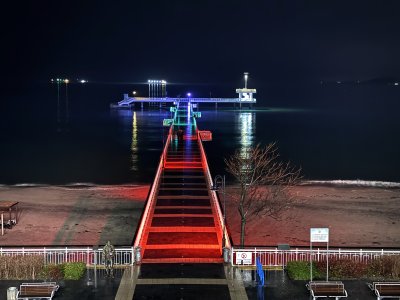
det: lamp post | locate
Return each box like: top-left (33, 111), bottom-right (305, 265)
top-left (244, 72), bottom-right (249, 89)
top-left (211, 175), bottom-right (226, 248)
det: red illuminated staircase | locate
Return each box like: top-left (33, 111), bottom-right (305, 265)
top-left (136, 106), bottom-right (223, 263)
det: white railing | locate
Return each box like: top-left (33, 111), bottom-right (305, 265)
top-left (197, 127), bottom-right (231, 250)
top-left (231, 247), bottom-right (400, 267)
top-left (133, 126), bottom-right (173, 250)
top-left (0, 247), bottom-right (134, 266)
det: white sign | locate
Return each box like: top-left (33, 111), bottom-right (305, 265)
top-left (310, 228), bottom-right (329, 242)
top-left (163, 119), bottom-right (174, 126)
top-left (236, 252), bottom-right (253, 265)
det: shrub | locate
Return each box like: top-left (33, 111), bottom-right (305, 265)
top-left (317, 258), bottom-right (367, 279)
top-left (63, 262), bottom-right (86, 280)
top-left (0, 255), bottom-right (44, 280)
top-left (286, 261), bottom-right (322, 280)
top-left (367, 256), bottom-right (400, 279)
top-left (41, 264), bottom-right (64, 281)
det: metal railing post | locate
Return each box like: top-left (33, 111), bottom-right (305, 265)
top-left (44, 247), bottom-right (47, 265)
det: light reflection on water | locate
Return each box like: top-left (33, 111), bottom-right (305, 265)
top-left (237, 112), bottom-right (255, 156)
top-left (131, 111), bottom-right (138, 171)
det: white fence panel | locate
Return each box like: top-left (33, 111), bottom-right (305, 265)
top-left (232, 247), bottom-right (400, 267)
top-left (0, 247), bottom-right (134, 266)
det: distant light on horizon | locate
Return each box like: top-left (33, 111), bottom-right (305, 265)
top-left (187, 92), bottom-right (191, 97)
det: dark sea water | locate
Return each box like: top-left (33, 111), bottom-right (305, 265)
top-left (1, 82), bottom-right (400, 185)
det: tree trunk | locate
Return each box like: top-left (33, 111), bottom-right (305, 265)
top-left (240, 217), bottom-right (246, 247)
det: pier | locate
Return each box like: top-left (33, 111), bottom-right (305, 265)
top-left (114, 95), bottom-right (256, 109)
top-left (133, 102), bottom-right (230, 263)
top-left (111, 74), bottom-right (257, 109)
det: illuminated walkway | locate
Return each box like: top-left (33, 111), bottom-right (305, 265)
top-left (135, 104), bottom-right (224, 263)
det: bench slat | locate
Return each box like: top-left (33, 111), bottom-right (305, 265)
top-left (18, 283), bottom-right (58, 299)
top-left (372, 282), bottom-right (400, 297)
top-left (308, 281), bottom-right (347, 298)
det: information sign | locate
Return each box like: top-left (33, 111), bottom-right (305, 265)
top-left (310, 228), bottom-right (329, 243)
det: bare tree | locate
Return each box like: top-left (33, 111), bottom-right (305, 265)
top-left (225, 143), bottom-right (302, 247)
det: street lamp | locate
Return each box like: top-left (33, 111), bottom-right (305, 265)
top-left (211, 175), bottom-right (226, 248)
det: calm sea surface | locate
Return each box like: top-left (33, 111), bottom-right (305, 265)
top-left (1, 82), bottom-right (399, 185)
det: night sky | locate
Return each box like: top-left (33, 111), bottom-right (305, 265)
top-left (4, 0), bottom-right (400, 91)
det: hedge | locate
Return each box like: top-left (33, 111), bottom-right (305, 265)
top-left (287, 256), bottom-right (400, 280)
top-left (0, 256), bottom-right (86, 280)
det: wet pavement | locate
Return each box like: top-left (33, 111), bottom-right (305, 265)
top-left (242, 270), bottom-right (379, 300)
top-left (132, 263), bottom-right (233, 300)
top-left (134, 284), bottom-right (230, 300)
top-left (0, 268), bottom-right (122, 300)
top-left (0, 266), bottom-right (382, 299)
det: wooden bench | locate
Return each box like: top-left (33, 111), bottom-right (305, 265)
top-left (367, 282), bottom-right (400, 300)
top-left (306, 281), bottom-right (348, 300)
top-left (17, 282), bottom-right (59, 300)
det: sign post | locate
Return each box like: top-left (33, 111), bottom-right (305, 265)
top-left (310, 228), bottom-right (329, 282)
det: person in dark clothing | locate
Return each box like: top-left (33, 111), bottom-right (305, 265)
top-left (177, 128), bottom-right (184, 141)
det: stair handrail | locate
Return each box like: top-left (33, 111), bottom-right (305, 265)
top-left (133, 125), bottom-right (173, 249)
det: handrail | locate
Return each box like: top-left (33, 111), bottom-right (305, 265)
top-left (197, 129), bottom-right (232, 250)
top-left (133, 125), bottom-right (173, 248)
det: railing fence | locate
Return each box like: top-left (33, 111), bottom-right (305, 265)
top-left (0, 247), bottom-right (135, 266)
top-left (231, 247), bottom-right (400, 267)
top-left (1, 246), bottom-right (400, 268)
